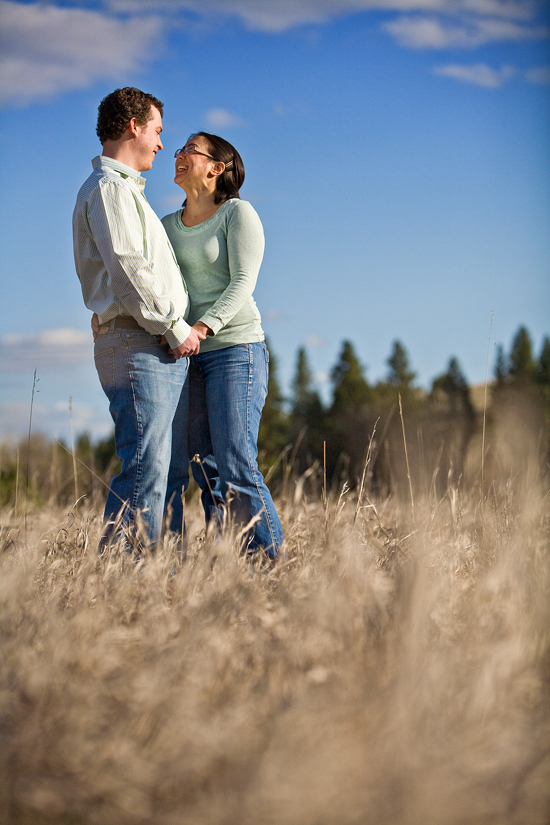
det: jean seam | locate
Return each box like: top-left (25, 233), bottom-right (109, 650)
top-left (245, 344), bottom-right (277, 548)
top-left (96, 347), bottom-right (115, 395)
top-left (125, 334), bottom-right (143, 522)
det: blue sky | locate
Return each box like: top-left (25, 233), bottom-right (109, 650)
top-left (0, 0), bottom-right (549, 441)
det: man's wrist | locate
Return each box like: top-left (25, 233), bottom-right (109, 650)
top-left (165, 318), bottom-right (192, 349)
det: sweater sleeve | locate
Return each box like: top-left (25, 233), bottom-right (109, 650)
top-left (199, 201), bottom-right (265, 336)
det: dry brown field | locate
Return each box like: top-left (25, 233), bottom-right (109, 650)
top-left (1, 463), bottom-right (549, 824)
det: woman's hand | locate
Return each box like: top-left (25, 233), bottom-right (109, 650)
top-left (193, 321), bottom-right (213, 337)
top-left (169, 322), bottom-right (211, 359)
top-left (170, 326), bottom-right (206, 359)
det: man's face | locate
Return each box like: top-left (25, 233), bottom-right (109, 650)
top-left (134, 106), bottom-right (163, 171)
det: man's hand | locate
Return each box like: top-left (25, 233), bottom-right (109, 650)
top-left (170, 326), bottom-right (206, 359)
top-left (91, 312), bottom-right (109, 342)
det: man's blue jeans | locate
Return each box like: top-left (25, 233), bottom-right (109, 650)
top-left (94, 324), bottom-right (188, 548)
top-left (167, 342), bottom-right (283, 558)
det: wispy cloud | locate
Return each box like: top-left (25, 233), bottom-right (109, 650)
top-left (305, 335), bottom-right (325, 349)
top-left (0, 0), bottom-right (163, 106)
top-left (0, 0), bottom-right (546, 107)
top-left (525, 65), bottom-right (550, 83)
top-left (263, 309), bottom-right (287, 322)
top-left (433, 62), bottom-right (516, 87)
top-left (0, 400), bottom-right (112, 440)
top-left (0, 329), bottom-right (92, 372)
top-left (385, 14), bottom-right (548, 49)
top-left (204, 108), bottom-right (247, 129)
top-left (106, 1), bottom-right (543, 32)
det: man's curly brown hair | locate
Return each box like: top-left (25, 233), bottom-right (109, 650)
top-left (96, 87), bottom-right (164, 144)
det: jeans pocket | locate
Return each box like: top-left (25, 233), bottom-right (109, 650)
top-left (125, 332), bottom-right (174, 362)
top-left (124, 331), bottom-right (161, 347)
top-left (94, 345), bottom-right (115, 397)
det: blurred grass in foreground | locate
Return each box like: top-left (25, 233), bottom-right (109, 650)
top-left (0, 458), bottom-right (549, 825)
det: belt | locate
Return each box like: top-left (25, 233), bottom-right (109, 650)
top-left (113, 316), bottom-right (145, 331)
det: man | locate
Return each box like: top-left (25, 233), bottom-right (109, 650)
top-left (73, 87), bottom-right (205, 550)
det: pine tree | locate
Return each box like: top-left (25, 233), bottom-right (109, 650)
top-left (429, 357), bottom-right (476, 489)
top-left (431, 357), bottom-right (474, 417)
top-left (494, 344), bottom-right (508, 383)
top-left (291, 348), bottom-right (315, 419)
top-left (330, 341), bottom-right (373, 414)
top-left (94, 431), bottom-right (118, 475)
top-left (536, 336), bottom-right (550, 387)
top-left (386, 340), bottom-right (416, 390)
top-left (490, 326), bottom-right (548, 475)
top-left (258, 339), bottom-right (288, 468)
top-left (535, 336), bottom-right (550, 451)
top-left (328, 342), bottom-right (374, 483)
top-left (289, 347), bottom-right (325, 473)
top-left (508, 326), bottom-right (535, 383)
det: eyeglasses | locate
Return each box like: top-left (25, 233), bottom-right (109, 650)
top-left (174, 144), bottom-right (234, 169)
top-left (174, 144), bottom-right (216, 160)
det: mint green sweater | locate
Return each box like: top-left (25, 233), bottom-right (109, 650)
top-left (161, 199), bottom-right (265, 352)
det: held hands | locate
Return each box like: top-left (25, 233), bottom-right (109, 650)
top-left (169, 323), bottom-right (208, 359)
top-left (91, 312), bottom-right (211, 358)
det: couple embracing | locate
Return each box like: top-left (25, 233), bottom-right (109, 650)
top-left (73, 87), bottom-right (283, 560)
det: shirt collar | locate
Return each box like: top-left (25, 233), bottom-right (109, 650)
top-left (93, 155), bottom-right (146, 193)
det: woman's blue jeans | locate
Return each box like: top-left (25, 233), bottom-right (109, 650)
top-left (167, 342), bottom-right (283, 558)
top-left (94, 325), bottom-right (188, 548)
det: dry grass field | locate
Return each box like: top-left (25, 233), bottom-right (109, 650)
top-left (1, 461), bottom-right (549, 824)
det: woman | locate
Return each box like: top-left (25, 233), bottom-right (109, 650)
top-left (164, 132), bottom-right (283, 559)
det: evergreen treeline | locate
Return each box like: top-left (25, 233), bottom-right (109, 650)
top-left (1, 326), bottom-right (549, 508)
top-left (259, 324), bottom-right (549, 496)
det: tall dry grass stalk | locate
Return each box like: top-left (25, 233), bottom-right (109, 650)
top-left (398, 393), bottom-right (415, 521)
top-left (0, 463), bottom-right (549, 825)
top-left (481, 311), bottom-right (494, 499)
top-left (24, 370), bottom-right (39, 537)
top-left (69, 396), bottom-right (79, 505)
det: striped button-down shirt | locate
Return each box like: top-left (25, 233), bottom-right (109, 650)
top-left (73, 155), bottom-right (191, 349)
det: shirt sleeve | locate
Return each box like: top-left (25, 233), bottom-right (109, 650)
top-left (199, 201), bottom-right (265, 335)
top-left (86, 179), bottom-right (191, 345)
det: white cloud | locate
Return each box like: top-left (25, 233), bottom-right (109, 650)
top-left (273, 102), bottom-right (289, 117)
top-left (385, 14), bottom-right (548, 49)
top-left (263, 309), bottom-right (287, 322)
top-left (305, 334), bottom-right (325, 348)
top-left (525, 65), bottom-right (550, 84)
top-left (0, 400), bottom-right (112, 440)
top-left (0, 329), bottom-right (92, 372)
top-left (0, 0), bottom-right (545, 108)
top-left (433, 62), bottom-right (516, 86)
top-left (204, 108), bottom-right (248, 129)
top-left (0, 0), bottom-right (164, 106)
top-left (108, 0), bottom-right (334, 31)
top-left (106, 1), bottom-right (542, 32)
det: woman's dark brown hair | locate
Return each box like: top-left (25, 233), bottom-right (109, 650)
top-left (190, 132), bottom-right (245, 204)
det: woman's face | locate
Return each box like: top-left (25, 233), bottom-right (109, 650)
top-left (174, 135), bottom-right (216, 189)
